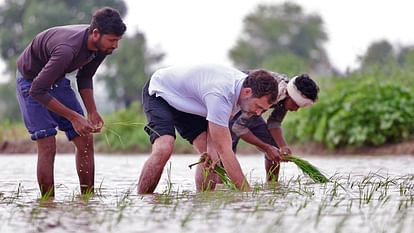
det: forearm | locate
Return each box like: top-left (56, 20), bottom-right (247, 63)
top-left (46, 98), bottom-right (82, 121)
top-left (46, 94), bottom-right (94, 136)
top-left (217, 145), bottom-right (249, 190)
top-left (269, 127), bottom-right (288, 148)
top-left (209, 123), bottom-right (250, 191)
top-left (79, 89), bottom-right (97, 114)
top-left (240, 131), bottom-right (271, 151)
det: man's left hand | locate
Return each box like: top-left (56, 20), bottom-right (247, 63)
top-left (280, 146), bottom-right (292, 156)
top-left (88, 111), bottom-right (104, 133)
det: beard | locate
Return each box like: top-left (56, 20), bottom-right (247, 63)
top-left (93, 39), bottom-right (113, 55)
top-left (239, 96), bottom-right (256, 118)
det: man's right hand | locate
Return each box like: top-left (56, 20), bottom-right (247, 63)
top-left (208, 122), bottom-right (250, 191)
top-left (46, 98), bottom-right (94, 137)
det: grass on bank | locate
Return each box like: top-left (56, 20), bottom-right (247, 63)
top-left (0, 120), bottom-right (27, 143)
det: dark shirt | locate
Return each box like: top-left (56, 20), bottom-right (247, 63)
top-left (17, 24), bottom-right (106, 106)
top-left (266, 100), bottom-right (288, 128)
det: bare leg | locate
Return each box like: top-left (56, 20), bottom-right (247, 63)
top-left (265, 158), bottom-right (280, 182)
top-left (138, 135), bottom-right (175, 194)
top-left (72, 135), bottom-right (95, 194)
top-left (193, 132), bottom-right (220, 192)
top-left (195, 158), bottom-right (220, 192)
top-left (36, 136), bottom-right (57, 197)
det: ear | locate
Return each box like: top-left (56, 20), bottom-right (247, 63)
top-left (240, 87), bottom-right (253, 98)
top-left (92, 29), bottom-right (101, 40)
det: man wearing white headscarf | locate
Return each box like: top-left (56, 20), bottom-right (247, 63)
top-left (230, 71), bottom-right (319, 181)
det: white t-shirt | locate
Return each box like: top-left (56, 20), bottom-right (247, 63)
top-left (148, 64), bottom-right (247, 127)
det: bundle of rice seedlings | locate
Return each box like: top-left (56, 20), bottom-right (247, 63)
top-left (210, 163), bottom-right (237, 190)
top-left (283, 155), bottom-right (329, 183)
top-left (188, 153), bottom-right (237, 190)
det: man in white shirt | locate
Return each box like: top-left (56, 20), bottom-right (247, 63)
top-left (138, 64), bottom-right (279, 193)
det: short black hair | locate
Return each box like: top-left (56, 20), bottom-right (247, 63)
top-left (294, 74), bottom-right (319, 101)
top-left (90, 7), bottom-right (126, 36)
top-left (242, 69), bottom-right (279, 103)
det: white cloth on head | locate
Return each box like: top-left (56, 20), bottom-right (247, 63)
top-left (286, 76), bottom-right (315, 107)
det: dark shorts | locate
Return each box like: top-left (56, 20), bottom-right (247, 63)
top-left (229, 111), bottom-right (278, 152)
top-left (16, 70), bottom-right (84, 141)
top-left (142, 80), bottom-right (208, 144)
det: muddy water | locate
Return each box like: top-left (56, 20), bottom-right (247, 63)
top-left (0, 154), bottom-right (413, 233)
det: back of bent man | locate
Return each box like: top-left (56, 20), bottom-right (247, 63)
top-left (138, 64), bottom-right (279, 193)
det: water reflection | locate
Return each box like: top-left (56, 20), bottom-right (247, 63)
top-left (0, 154), bottom-right (413, 233)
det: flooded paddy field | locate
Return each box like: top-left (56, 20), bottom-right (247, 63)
top-left (1, 154), bottom-right (413, 233)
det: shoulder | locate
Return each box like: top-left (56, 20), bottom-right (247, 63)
top-left (51, 44), bottom-right (76, 57)
top-left (46, 25), bottom-right (89, 53)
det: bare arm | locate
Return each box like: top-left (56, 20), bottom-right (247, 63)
top-left (46, 98), bottom-right (93, 136)
top-left (240, 131), bottom-right (281, 162)
top-left (208, 122), bottom-right (250, 191)
top-left (267, 103), bottom-right (291, 155)
top-left (79, 89), bottom-right (104, 132)
top-left (269, 127), bottom-right (291, 155)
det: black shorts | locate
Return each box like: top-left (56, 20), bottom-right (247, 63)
top-left (229, 111), bottom-right (278, 152)
top-left (142, 80), bottom-right (208, 144)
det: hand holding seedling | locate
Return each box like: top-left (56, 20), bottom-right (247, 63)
top-left (280, 146), bottom-right (292, 156)
top-left (71, 114), bottom-right (95, 136)
top-left (189, 153), bottom-right (237, 190)
top-left (88, 111), bottom-right (104, 133)
top-left (260, 145), bottom-right (283, 163)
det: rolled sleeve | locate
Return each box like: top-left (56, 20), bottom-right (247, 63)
top-left (204, 93), bottom-right (233, 127)
top-left (267, 103), bottom-right (287, 129)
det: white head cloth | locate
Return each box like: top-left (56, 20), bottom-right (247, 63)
top-left (286, 76), bottom-right (315, 107)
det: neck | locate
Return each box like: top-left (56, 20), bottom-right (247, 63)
top-left (86, 34), bottom-right (97, 51)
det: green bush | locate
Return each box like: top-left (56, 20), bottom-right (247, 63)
top-left (95, 102), bottom-right (149, 152)
top-left (95, 102), bottom-right (193, 153)
top-left (0, 120), bottom-right (27, 143)
top-left (284, 73), bottom-right (414, 149)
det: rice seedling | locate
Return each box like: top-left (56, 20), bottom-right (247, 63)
top-left (180, 210), bottom-right (193, 228)
top-left (96, 178), bottom-right (105, 198)
top-left (315, 196), bottom-right (329, 227)
top-left (80, 187), bottom-right (95, 203)
top-left (100, 121), bottom-right (150, 147)
top-left (165, 162), bottom-right (173, 196)
top-left (283, 155), bottom-right (329, 183)
top-left (155, 176), bottom-right (175, 204)
top-left (2, 154), bottom-right (413, 233)
top-left (188, 153), bottom-right (237, 190)
top-left (334, 213), bottom-right (350, 233)
top-left (96, 120), bottom-right (160, 153)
